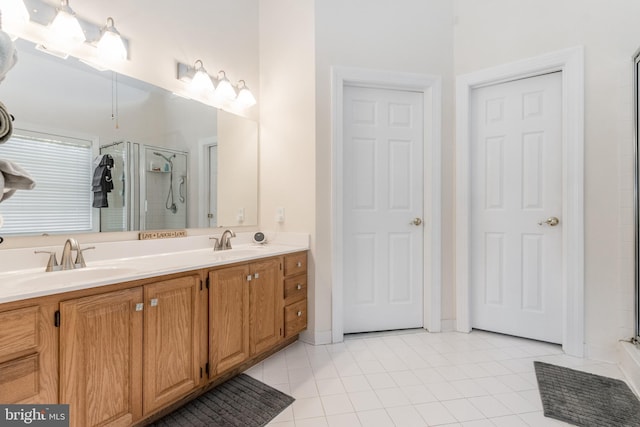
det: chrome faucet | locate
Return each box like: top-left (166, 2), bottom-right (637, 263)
top-left (60, 238), bottom-right (80, 270)
top-left (214, 229), bottom-right (236, 251)
top-left (35, 238), bottom-right (95, 272)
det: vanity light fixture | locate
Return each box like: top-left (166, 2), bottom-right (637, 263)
top-left (48, 0), bottom-right (86, 48)
top-left (214, 70), bottom-right (237, 102)
top-left (2, 0), bottom-right (30, 27)
top-left (235, 80), bottom-right (257, 108)
top-left (176, 61), bottom-right (256, 108)
top-left (96, 17), bottom-right (127, 62)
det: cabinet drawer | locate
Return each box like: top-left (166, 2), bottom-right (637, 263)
top-left (284, 299), bottom-right (307, 337)
top-left (0, 306), bottom-right (39, 359)
top-left (284, 252), bottom-right (307, 277)
top-left (0, 354), bottom-right (39, 403)
top-left (284, 275), bottom-right (307, 305)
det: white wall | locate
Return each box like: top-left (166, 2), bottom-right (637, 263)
top-left (453, 0), bottom-right (640, 360)
top-left (258, 0), bottom-right (317, 339)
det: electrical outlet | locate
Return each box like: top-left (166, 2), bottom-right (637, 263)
top-left (276, 207), bottom-right (285, 223)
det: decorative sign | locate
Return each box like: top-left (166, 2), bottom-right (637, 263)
top-left (138, 229), bottom-right (187, 240)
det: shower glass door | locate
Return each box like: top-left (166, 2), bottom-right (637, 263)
top-left (142, 146), bottom-right (188, 230)
top-left (99, 141), bottom-right (140, 232)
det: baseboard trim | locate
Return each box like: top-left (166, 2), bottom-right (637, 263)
top-left (619, 341), bottom-right (640, 397)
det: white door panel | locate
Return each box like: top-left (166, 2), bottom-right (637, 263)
top-left (471, 73), bottom-right (563, 343)
top-left (343, 85), bottom-right (424, 334)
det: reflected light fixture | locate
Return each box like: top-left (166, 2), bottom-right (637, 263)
top-left (97, 17), bottom-right (127, 62)
top-left (235, 80), bottom-right (256, 108)
top-left (2, 0), bottom-right (30, 27)
top-left (49, 0), bottom-right (86, 48)
top-left (190, 60), bottom-right (215, 94)
top-left (214, 70), bottom-right (236, 102)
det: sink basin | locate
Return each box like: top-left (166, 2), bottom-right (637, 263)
top-left (210, 248), bottom-right (266, 261)
top-left (9, 266), bottom-right (140, 288)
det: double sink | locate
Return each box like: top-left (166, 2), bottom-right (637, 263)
top-left (0, 244), bottom-right (288, 303)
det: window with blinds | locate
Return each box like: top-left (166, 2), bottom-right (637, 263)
top-left (0, 129), bottom-right (93, 235)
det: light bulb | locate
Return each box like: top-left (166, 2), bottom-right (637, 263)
top-left (190, 60), bottom-right (215, 95)
top-left (49, 0), bottom-right (85, 49)
top-left (214, 71), bottom-right (236, 102)
top-left (3, 0), bottom-right (30, 27)
top-left (97, 18), bottom-right (127, 62)
top-left (235, 81), bottom-right (256, 108)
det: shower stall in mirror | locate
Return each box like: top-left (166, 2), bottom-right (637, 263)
top-left (99, 142), bottom-right (188, 231)
top-left (142, 147), bottom-right (188, 230)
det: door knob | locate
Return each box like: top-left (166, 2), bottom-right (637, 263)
top-left (411, 218), bottom-right (423, 226)
top-left (538, 217), bottom-right (560, 227)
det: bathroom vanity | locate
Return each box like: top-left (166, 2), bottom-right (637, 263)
top-left (0, 236), bottom-right (308, 427)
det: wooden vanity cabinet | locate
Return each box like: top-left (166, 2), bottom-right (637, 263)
top-left (208, 257), bottom-right (282, 378)
top-left (0, 249), bottom-right (307, 426)
top-left (0, 303), bottom-right (58, 404)
top-left (60, 287), bottom-right (143, 427)
top-left (143, 276), bottom-right (202, 414)
top-left (208, 263), bottom-right (250, 376)
top-left (249, 257), bottom-right (284, 355)
top-left (283, 252), bottom-right (308, 337)
top-left (59, 274), bottom-right (202, 427)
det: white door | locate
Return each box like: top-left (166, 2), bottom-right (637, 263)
top-left (343, 85), bottom-right (424, 334)
top-left (470, 72), bottom-right (563, 343)
top-left (208, 144), bottom-right (218, 227)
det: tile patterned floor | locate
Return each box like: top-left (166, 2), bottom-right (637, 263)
top-left (243, 329), bottom-right (628, 427)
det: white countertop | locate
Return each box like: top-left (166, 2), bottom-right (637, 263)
top-left (0, 232), bottom-right (309, 304)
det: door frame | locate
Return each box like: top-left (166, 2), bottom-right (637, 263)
top-left (198, 136), bottom-right (218, 228)
top-left (455, 47), bottom-right (585, 356)
top-left (331, 66), bottom-right (443, 343)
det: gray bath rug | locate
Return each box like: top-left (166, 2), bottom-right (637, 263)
top-left (149, 374), bottom-right (294, 427)
top-left (534, 361), bottom-right (640, 427)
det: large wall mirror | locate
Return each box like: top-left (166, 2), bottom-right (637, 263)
top-left (0, 39), bottom-right (258, 237)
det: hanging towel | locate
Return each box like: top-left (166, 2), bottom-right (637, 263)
top-left (92, 154), bottom-right (114, 208)
top-left (0, 158), bottom-right (36, 203)
top-left (0, 101), bottom-right (13, 144)
top-left (0, 29), bottom-right (17, 84)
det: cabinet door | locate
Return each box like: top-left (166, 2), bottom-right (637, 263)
top-left (209, 264), bottom-right (250, 376)
top-left (60, 288), bottom-right (143, 427)
top-left (0, 304), bottom-right (58, 405)
top-left (249, 258), bottom-right (283, 355)
top-left (144, 275), bottom-right (201, 415)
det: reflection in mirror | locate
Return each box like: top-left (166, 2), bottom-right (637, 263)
top-left (0, 39), bottom-right (258, 236)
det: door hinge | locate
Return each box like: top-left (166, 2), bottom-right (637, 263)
top-left (200, 367), bottom-right (203, 378)
top-left (205, 362), bottom-right (210, 376)
top-left (54, 310), bottom-right (60, 327)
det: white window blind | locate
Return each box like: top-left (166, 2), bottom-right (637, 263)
top-left (0, 129), bottom-right (93, 235)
